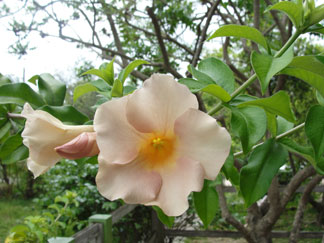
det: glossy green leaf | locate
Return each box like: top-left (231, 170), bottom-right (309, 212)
top-left (231, 106), bottom-right (267, 154)
top-left (0, 122), bottom-right (11, 140)
top-left (187, 65), bottom-right (215, 84)
top-left (118, 60), bottom-right (149, 84)
top-left (266, 1), bottom-right (303, 28)
top-left (278, 137), bottom-right (313, 162)
top-left (316, 90), bottom-right (324, 106)
top-left (208, 25), bottom-right (268, 50)
top-left (286, 56), bottom-right (324, 76)
top-left (277, 116), bottom-right (294, 135)
top-left (221, 152), bottom-right (239, 186)
top-left (309, 4), bottom-right (324, 26)
top-left (230, 94), bottom-right (257, 106)
top-left (179, 78), bottom-right (231, 102)
top-left (193, 180), bottom-right (219, 228)
top-left (0, 83), bottom-right (45, 108)
top-left (31, 73), bottom-right (66, 106)
top-left (305, 23), bottom-right (324, 34)
top-left (240, 139), bottom-right (288, 207)
top-left (111, 79), bottom-right (123, 97)
top-left (90, 79), bottom-right (111, 92)
top-left (99, 58), bottom-right (115, 85)
top-left (82, 69), bottom-right (107, 82)
top-left (3, 145), bottom-right (29, 164)
top-left (40, 105), bottom-right (89, 125)
top-left (197, 57), bottom-right (235, 93)
top-left (73, 83), bottom-right (99, 103)
top-left (238, 91), bottom-right (295, 123)
top-left (305, 105), bottom-right (324, 161)
top-left (251, 48), bottom-right (293, 94)
top-left (123, 85), bottom-right (137, 95)
top-left (152, 206), bottom-right (174, 228)
top-left (266, 112), bottom-right (277, 137)
top-left (0, 74), bottom-right (11, 86)
top-left (0, 133), bottom-right (23, 159)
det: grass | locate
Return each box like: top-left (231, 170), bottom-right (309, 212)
top-left (0, 198), bottom-right (41, 242)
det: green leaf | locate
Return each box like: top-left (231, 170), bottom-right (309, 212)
top-left (266, 1), bottom-right (303, 28)
top-left (31, 73), bottom-right (66, 106)
top-left (118, 60), bottom-right (149, 84)
top-left (193, 180), bottom-right (219, 228)
top-left (3, 145), bottom-right (29, 164)
top-left (251, 48), bottom-right (293, 94)
top-left (240, 139), bottom-right (288, 207)
top-left (152, 206), bottom-right (174, 228)
top-left (39, 105), bottom-right (89, 125)
top-left (0, 122), bottom-right (11, 140)
top-left (123, 85), bottom-right (137, 95)
top-left (266, 112), bottom-right (277, 137)
top-left (309, 4), bottom-right (324, 26)
top-left (278, 137), bottom-right (313, 162)
top-left (221, 152), bottom-right (239, 186)
top-left (73, 83), bottom-right (99, 103)
top-left (179, 78), bottom-right (231, 102)
top-left (187, 65), bottom-right (215, 84)
top-left (0, 133), bottom-right (23, 159)
top-left (208, 25), bottom-right (268, 50)
top-left (230, 106), bottom-right (267, 154)
top-left (111, 79), bottom-right (123, 97)
top-left (0, 83), bottom-right (45, 108)
top-left (316, 90), bottom-right (324, 106)
top-left (0, 74), bottom-right (12, 86)
top-left (82, 69), bottom-right (106, 81)
top-left (280, 56), bottom-right (324, 97)
top-left (197, 57), bottom-right (235, 93)
top-left (277, 116), bottom-right (294, 135)
top-left (99, 58), bottom-right (115, 85)
top-left (305, 105), bottom-right (324, 161)
top-left (238, 91), bottom-right (295, 123)
top-left (91, 79), bottom-right (111, 92)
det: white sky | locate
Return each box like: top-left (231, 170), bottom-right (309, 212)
top-left (0, 0), bottom-right (324, 84)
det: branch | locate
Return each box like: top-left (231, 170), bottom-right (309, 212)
top-left (124, 17), bottom-right (195, 56)
top-left (191, 0), bottom-right (221, 67)
top-left (146, 7), bottom-right (182, 79)
top-left (228, 0), bottom-right (244, 25)
top-left (259, 166), bottom-right (316, 233)
top-left (99, 0), bottom-right (128, 67)
top-left (264, 0), bottom-right (288, 43)
top-left (216, 184), bottom-right (256, 243)
top-left (252, 0), bottom-right (260, 51)
top-left (289, 175), bottom-right (324, 243)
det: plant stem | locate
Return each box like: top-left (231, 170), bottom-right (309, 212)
top-left (207, 30), bottom-right (301, 116)
top-left (234, 122), bottom-right (305, 157)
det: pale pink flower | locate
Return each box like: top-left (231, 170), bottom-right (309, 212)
top-left (21, 103), bottom-right (98, 178)
top-left (94, 74), bottom-right (231, 216)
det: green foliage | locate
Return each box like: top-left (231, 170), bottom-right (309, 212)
top-left (208, 25), bottom-right (269, 51)
top-left (28, 74), bottom-right (66, 106)
top-left (230, 106), bottom-right (267, 154)
top-left (221, 152), bottom-right (239, 186)
top-left (5, 191), bottom-right (80, 243)
top-left (251, 47), bottom-right (293, 94)
top-left (240, 139), bottom-right (288, 207)
top-left (266, 1), bottom-right (303, 28)
top-left (152, 206), bottom-right (174, 228)
top-left (238, 91), bottom-right (296, 123)
top-left (193, 180), bottom-right (219, 228)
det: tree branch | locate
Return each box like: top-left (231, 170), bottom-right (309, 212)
top-left (289, 175), bottom-right (324, 243)
top-left (216, 184), bottom-right (256, 243)
top-left (146, 7), bottom-right (182, 79)
top-left (191, 0), bottom-right (221, 67)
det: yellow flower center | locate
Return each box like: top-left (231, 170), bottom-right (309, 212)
top-left (139, 133), bottom-right (177, 170)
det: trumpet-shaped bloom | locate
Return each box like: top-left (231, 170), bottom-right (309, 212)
top-left (21, 103), bottom-right (98, 178)
top-left (94, 74), bottom-right (231, 216)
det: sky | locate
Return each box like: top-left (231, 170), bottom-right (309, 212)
top-left (1, 0), bottom-right (324, 84)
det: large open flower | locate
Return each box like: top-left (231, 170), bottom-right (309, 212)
top-left (94, 74), bottom-right (231, 216)
top-left (21, 103), bottom-right (98, 178)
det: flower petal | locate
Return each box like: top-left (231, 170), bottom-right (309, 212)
top-left (174, 108), bottom-right (231, 180)
top-left (55, 132), bottom-right (99, 159)
top-left (96, 156), bottom-right (162, 204)
top-left (146, 157), bottom-right (204, 216)
top-left (94, 96), bottom-right (143, 164)
top-left (21, 103), bottom-right (94, 166)
top-left (27, 158), bottom-right (51, 178)
top-left (126, 74), bottom-right (198, 133)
